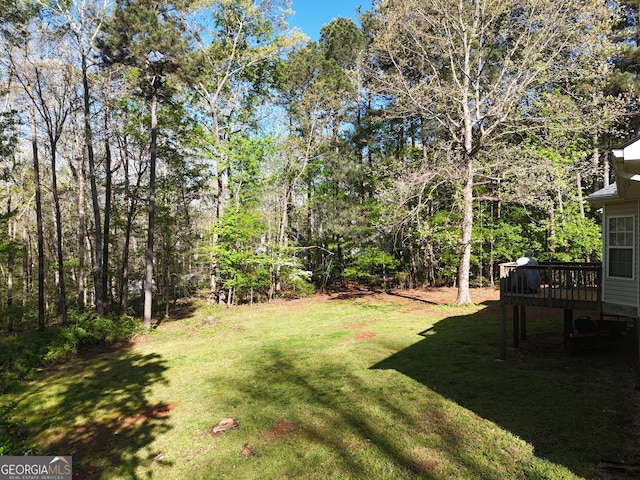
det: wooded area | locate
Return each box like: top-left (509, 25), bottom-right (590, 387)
top-left (0, 0), bottom-right (636, 330)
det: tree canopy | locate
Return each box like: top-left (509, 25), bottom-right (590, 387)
top-left (0, 0), bottom-right (631, 327)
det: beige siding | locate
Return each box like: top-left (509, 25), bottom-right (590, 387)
top-left (602, 201), bottom-right (639, 310)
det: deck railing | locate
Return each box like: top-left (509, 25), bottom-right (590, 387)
top-left (499, 262), bottom-right (602, 310)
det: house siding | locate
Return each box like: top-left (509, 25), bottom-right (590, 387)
top-left (602, 202), bottom-right (639, 315)
top-left (623, 140), bottom-right (640, 160)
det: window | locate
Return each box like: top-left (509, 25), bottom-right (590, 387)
top-left (608, 216), bottom-right (634, 279)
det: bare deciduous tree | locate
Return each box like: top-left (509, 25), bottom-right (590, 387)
top-left (370, 0), bottom-right (613, 303)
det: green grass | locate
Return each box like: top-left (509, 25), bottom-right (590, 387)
top-left (0, 289), bottom-right (637, 479)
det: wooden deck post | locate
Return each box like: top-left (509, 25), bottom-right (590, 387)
top-left (500, 304), bottom-right (507, 360)
top-left (634, 318), bottom-right (640, 362)
top-left (563, 309), bottom-right (573, 350)
top-left (513, 305), bottom-right (520, 349)
top-left (498, 262), bottom-right (601, 360)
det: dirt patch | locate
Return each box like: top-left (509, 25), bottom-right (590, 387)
top-left (44, 402), bottom-right (175, 479)
top-left (73, 340), bottom-right (137, 362)
top-left (181, 287), bottom-right (500, 316)
top-left (353, 332), bottom-right (377, 340)
top-left (391, 286), bottom-right (498, 305)
top-left (240, 442), bottom-right (259, 457)
top-left (258, 420), bottom-right (300, 441)
top-left (118, 403), bottom-right (176, 430)
top-left (329, 286), bottom-right (500, 306)
top-left (413, 460), bottom-right (440, 473)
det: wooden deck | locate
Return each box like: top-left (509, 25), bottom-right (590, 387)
top-left (500, 262), bottom-right (601, 310)
top-left (499, 262), bottom-right (602, 360)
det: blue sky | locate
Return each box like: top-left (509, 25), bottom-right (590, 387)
top-left (289, 0), bottom-right (371, 41)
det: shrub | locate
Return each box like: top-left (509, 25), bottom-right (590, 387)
top-left (344, 247), bottom-right (399, 286)
top-left (0, 403), bottom-right (36, 456)
top-left (286, 268), bottom-right (316, 297)
top-left (0, 312), bottom-right (143, 393)
top-left (42, 312), bottom-right (142, 365)
top-left (0, 312), bottom-right (143, 454)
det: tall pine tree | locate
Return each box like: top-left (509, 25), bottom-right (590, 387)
top-left (98, 0), bottom-right (192, 328)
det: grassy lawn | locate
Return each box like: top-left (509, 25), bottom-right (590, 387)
top-left (1, 287), bottom-right (638, 479)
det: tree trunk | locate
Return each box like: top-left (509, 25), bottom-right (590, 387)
top-left (119, 136), bottom-right (144, 313)
top-left (29, 93), bottom-right (45, 331)
top-left (577, 172), bottom-right (585, 219)
top-left (82, 50), bottom-right (105, 317)
top-left (455, 30), bottom-right (474, 305)
top-left (6, 195), bottom-right (13, 333)
top-left (143, 92), bottom-right (158, 329)
top-left (49, 139), bottom-right (67, 325)
top-left (456, 157), bottom-right (474, 305)
top-left (22, 226), bottom-right (29, 316)
top-left (102, 100), bottom-right (113, 310)
top-left (120, 210), bottom-right (133, 313)
top-left (408, 241), bottom-right (417, 289)
top-left (549, 205), bottom-right (556, 253)
top-left (455, 68), bottom-right (475, 306)
top-left (215, 164), bottom-right (227, 308)
top-left (215, 150), bottom-right (226, 222)
top-left (76, 149), bottom-right (87, 309)
top-left (592, 132), bottom-right (601, 191)
top-left (207, 99), bottom-right (225, 302)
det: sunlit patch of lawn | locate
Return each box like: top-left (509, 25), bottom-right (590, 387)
top-left (1, 289), bottom-right (637, 479)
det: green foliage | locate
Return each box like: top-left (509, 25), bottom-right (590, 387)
top-left (476, 207), bottom-right (546, 265)
top-left (344, 246), bottom-right (399, 285)
top-left (190, 0), bottom-right (293, 105)
top-left (480, 220), bottom-right (524, 263)
top-left (97, 0), bottom-right (193, 96)
top-left (608, 1), bottom-right (640, 132)
top-left (520, 458), bottom-right (576, 480)
top-left (225, 136), bottom-right (272, 207)
top-left (550, 212), bottom-right (602, 263)
top-left (284, 267), bottom-right (315, 297)
top-left (214, 210), bottom-right (272, 302)
top-left (320, 17), bottom-right (367, 69)
top-left (0, 0), bottom-right (618, 318)
top-left (0, 305), bottom-right (34, 333)
top-left (0, 403), bottom-right (36, 456)
top-left (0, 312), bottom-right (143, 393)
top-left (427, 210), bottom-right (462, 285)
top-left (42, 312), bottom-right (143, 365)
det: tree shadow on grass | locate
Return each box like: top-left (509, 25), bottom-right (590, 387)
top-left (234, 353), bottom-right (474, 478)
top-left (229, 343), bottom-right (548, 479)
top-left (387, 291), bottom-right (439, 305)
top-left (8, 347), bottom-right (171, 479)
top-left (371, 299), bottom-right (639, 478)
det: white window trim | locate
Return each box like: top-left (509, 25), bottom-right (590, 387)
top-left (606, 214), bottom-right (635, 280)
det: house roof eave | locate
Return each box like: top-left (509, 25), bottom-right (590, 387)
top-left (586, 182), bottom-right (621, 207)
